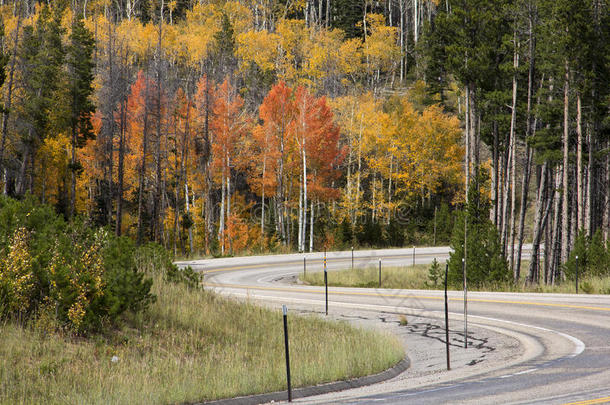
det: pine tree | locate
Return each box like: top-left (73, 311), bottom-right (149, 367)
top-left (448, 172), bottom-right (509, 288)
top-left (66, 17), bottom-right (95, 217)
top-left (13, 5), bottom-right (65, 197)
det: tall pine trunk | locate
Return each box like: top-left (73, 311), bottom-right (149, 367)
top-left (560, 61), bottom-right (570, 266)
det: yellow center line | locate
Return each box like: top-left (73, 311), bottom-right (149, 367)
top-left (199, 254), bottom-right (445, 273)
top-left (562, 396), bottom-right (610, 405)
top-left (203, 283), bottom-right (610, 312)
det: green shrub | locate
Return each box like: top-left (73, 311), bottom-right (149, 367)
top-left (134, 242), bottom-right (175, 275)
top-left (426, 258), bottom-right (443, 287)
top-left (448, 174), bottom-right (509, 288)
top-left (165, 265), bottom-right (203, 289)
top-left (565, 230), bottom-right (610, 281)
top-left (135, 242), bottom-right (202, 289)
top-left (0, 197), bottom-right (154, 333)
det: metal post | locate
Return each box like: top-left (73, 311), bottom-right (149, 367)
top-left (282, 305), bottom-right (292, 402)
top-left (324, 249), bottom-right (328, 316)
top-left (378, 259), bottom-right (382, 288)
top-left (463, 257), bottom-right (467, 349)
top-left (351, 246), bottom-right (354, 269)
top-left (445, 263), bottom-right (450, 370)
top-left (412, 245), bottom-right (415, 267)
top-left (575, 255), bottom-right (579, 294)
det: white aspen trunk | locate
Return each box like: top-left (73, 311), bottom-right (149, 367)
top-left (309, 199), bottom-right (314, 252)
top-left (298, 176), bottom-right (303, 251)
top-left (576, 93), bottom-right (583, 232)
top-left (388, 152), bottom-right (393, 224)
top-left (185, 182), bottom-right (193, 255)
top-left (400, 0), bottom-right (405, 82)
top-left (372, 174), bottom-right (377, 222)
top-left (219, 169), bottom-right (226, 255)
top-left (347, 103), bottom-right (355, 222)
top-left (509, 34), bottom-right (519, 274)
top-left (414, 0), bottom-right (419, 43)
top-left (302, 139), bottom-right (307, 253)
top-left (261, 156), bottom-right (266, 240)
top-left (227, 160), bottom-right (232, 254)
top-left (464, 91), bottom-right (470, 196)
top-left (318, 0), bottom-right (323, 25)
top-left (561, 62), bottom-right (570, 266)
top-left (355, 114), bottom-right (363, 224)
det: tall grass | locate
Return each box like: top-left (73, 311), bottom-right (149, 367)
top-left (302, 264), bottom-right (431, 289)
top-left (0, 274), bottom-right (404, 405)
top-left (302, 263), bottom-right (610, 294)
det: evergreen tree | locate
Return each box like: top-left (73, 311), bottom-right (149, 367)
top-left (448, 172), bottom-right (509, 288)
top-left (13, 5), bottom-right (65, 197)
top-left (66, 17), bottom-right (95, 217)
top-left (212, 13), bottom-right (236, 79)
top-left (331, 0), bottom-right (364, 39)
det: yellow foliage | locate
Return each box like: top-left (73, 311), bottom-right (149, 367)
top-left (277, 19), bottom-right (309, 85)
top-left (0, 228), bottom-right (35, 314)
top-left (386, 100), bottom-right (464, 197)
top-left (48, 229), bottom-right (107, 331)
top-left (117, 19), bottom-right (157, 59)
top-left (36, 134), bottom-right (71, 208)
top-left (338, 38), bottom-right (364, 78)
top-left (236, 29), bottom-right (280, 73)
top-left (362, 13), bottom-right (400, 74)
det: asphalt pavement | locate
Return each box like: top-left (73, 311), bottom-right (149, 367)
top-left (178, 247), bottom-right (610, 405)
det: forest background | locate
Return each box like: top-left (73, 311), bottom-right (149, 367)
top-left (0, 0), bottom-right (608, 286)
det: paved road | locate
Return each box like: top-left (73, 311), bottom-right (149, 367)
top-left (179, 247), bottom-right (610, 405)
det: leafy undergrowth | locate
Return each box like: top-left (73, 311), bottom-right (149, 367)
top-left (301, 263), bottom-right (610, 294)
top-left (0, 273), bottom-right (404, 405)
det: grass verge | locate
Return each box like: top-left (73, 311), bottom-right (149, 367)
top-left (301, 263), bottom-right (610, 294)
top-left (0, 274), bottom-right (404, 405)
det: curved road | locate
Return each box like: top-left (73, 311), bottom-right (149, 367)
top-left (179, 248), bottom-right (610, 405)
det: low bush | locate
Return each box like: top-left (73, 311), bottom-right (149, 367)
top-left (0, 197), bottom-right (154, 333)
top-left (565, 230), bottom-right (610, 281)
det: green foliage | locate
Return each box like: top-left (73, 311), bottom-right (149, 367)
top-left (429, 203), bottom-right (453, 245)
top-left (16, 4), bottom-right (65, 150)
top-left (165, 265), bottom-right (202, 290)
top-left (565, 230), bottom-right (610, 281)
top-left (134, 242), bottom-right (202, 289)
top-left (133, 242), bottom-right (175, 275)
top-left (447, 174), bottom-right (509, 288)
top-left (331, 0), bottom-right (364, 39)
top-left (426, 258), bottom-right (443, 287)
top-left (0, 197), bottom-right (154, 333)
top-left (67, 17), bottom-right (95, 145)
